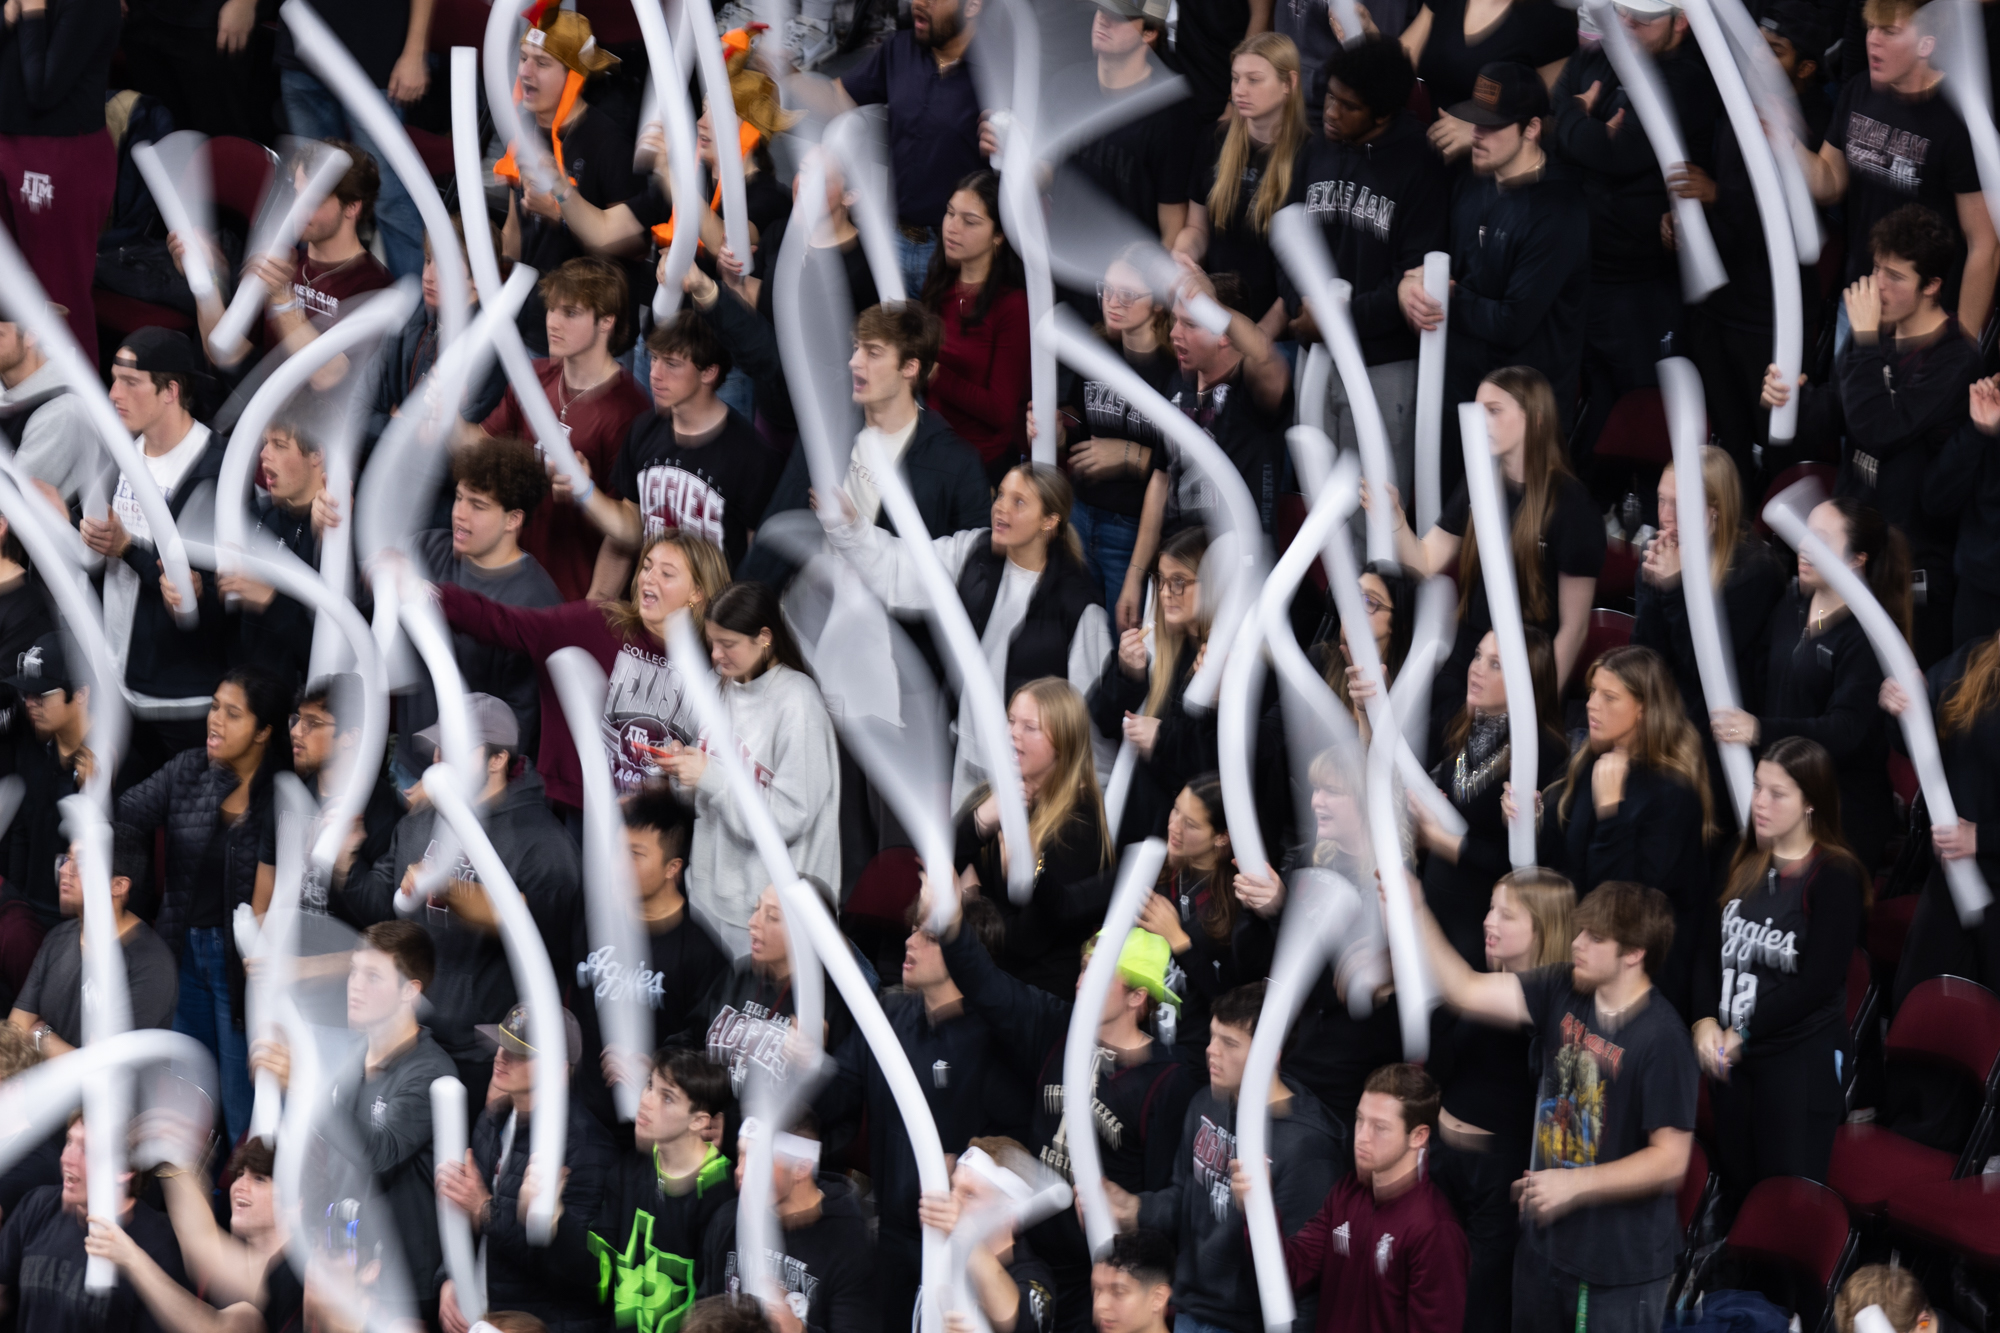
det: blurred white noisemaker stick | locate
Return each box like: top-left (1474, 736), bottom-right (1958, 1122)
top-left (1703, 0), bottom-right (1820, 262)
top-left (449, 48), bottom-right (592, 493)
top-left (432, 1077), bottom-right (487, 1321)
top-left (629, 0), bottom-right (707, 322)
top-left (1329, 0), bottom-right (1364, 46)
top-left (684, 0), bottom-right (754, 266)
top-left (1215, 604), bottom-right (1271, 872)
top-left (1101, 582), bottom-right (1150, 836)
top-left (1659, 358), bottom-right (1753, 824)
top-left (1297, 344), bottom-right (1331, 436)
top-left (206, 144), bottom-right (351, 361)
top-left (1926, 1), bottom-right (2000, 242)
top-left (396, 579), bottom-right (485, 902)
top-left (423, 765), bottom-right (572, 1242)
top-left (1064, 838), bottom-right (1169, 1255)
top-left (1413, 252), bottom-right (1449, 532)
top-left (1578, 0), bottom-right (1727, 301)
top-left (237, 775), bottom-right (313, 1140)
top-left (63, 801), bottom-right (128, 1291)
top-left (772, 151), bottom-right (850, 502)
top-left (1680, 0), bottom-right (1802, 443)
top-left (546, 649), bottom-right (651, 1121)
top-left (824, 111), bottom-right (909, 303)
top-left (1272, 206), bottom-right (1395, 561)
top-left (1239, 873), bottom-right (1364, 1333)
top-left (0, 224), bottom-right (200, 626)
top-left (283, 0), bottom-right (469, 347)
top-left (988, 79), bottom-right (1058, 466)
top-left (844, 433), bottom-right (1034, 903)
top-left (1388, 575), bottom-right (1458, 765)
top-left (665, 612), bottom-right (827, 1043)
top-left (481, 0), bottom-right (556, 196)
top-left (1364, 729), bottom-right (1435, 1057)
top-left (1460, 403), bottom-right (1540, 867)
top-left (132, 139), bottom-right (216, 301)
top-left (1852, 1309), bottom-right (1898, 1333)
top-left (1047, 307), bottom-right (1267, 711)
top-left (1763, 494), bottom-right (1992, 922)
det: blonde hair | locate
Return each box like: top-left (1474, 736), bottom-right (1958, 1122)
top-left (1145, 529), bottom-right (1212, 719)
top-left (1494, 869), bottom-right (1576, 969)
top-left (1306, 746), bottom-right (1359, 868)
top-left (1662, 445), bottom-right (1745, 591)
top-left (1456, 367), bottom-right (1575, 624)
top-left (1942, 632), bottom-right (2000, 738)
top-left (601, 531), bottom-right (731, 640)
top-left (1558, 645), bottom-right (1715, 839)
top-left (1011, 678), bottom-right (1112, 866)
top-left (1834, 1265), bottom-right (1928, 1333)
top-left (1207, 33), bottom-right (1307, 237)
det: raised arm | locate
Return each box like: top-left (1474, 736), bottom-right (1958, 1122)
top-left (1412, 874), bottom-right (1530, 1028)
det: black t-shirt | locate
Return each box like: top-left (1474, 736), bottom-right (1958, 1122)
top-left (571, 905), bottom-right (731, 1126)
top-left (628, 169), bottom-right (795, 279)
top-left (609, 408), bottom-right (775, 570)
top-left (1416, 0), bottom-right (1578, 112)
top-left (1517, 965), bottom-right (1698, 1286)
top-left (1166, 0), bottom-right (1254, 124)
top-left (1062, 63), bottom-right (1194, 236)
top-left (1164, 361), bottom-right (1294, 536)
top-left (188, 815), bottom-right (234, 929)
top-left (1824, 78), bottom-right (1981, 293)
top-left (1192, 132), bottom-right (1288, 324)
top-left (1437, 472), bottom-right (1605, 637)
top-left (263, 1252), bottom-right (305, 1333)
top-left (518, 106), bottom-right (640, 278)
top-left (1063, 343), bottom-right (1175, 517)
top-left (275, 0), bottom-right (407, 83)
top-left (0, 1188), bottom-right (188, 1332)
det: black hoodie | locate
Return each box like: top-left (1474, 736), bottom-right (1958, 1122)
top-left (1290, 113), bottom-right (1452, 366)
top-left (117, 423), bottom-right (233, 701)
top-left (587, 1141), bottom-right (738, 1325)
top-left (1444, 168), bottom-right (1591, 417)
top-left (702, 1173), bottom-right (879, 1333)
top-left (463, 1093), bottom-right (617, 1330)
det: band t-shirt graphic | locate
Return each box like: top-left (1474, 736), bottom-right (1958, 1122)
top-left (610, 408), bottom-right (775, 569)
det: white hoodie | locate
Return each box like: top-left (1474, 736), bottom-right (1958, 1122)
top-left (684, 663), bottom-right (842, 957)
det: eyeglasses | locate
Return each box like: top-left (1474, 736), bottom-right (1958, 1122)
top-left (53, 853), bottom-right (69, 875)
top-left (1097, 283), bottom-right (1151, 307)
top-left (1361, 594), bottom-right (1394, 616)
top-left (289, 713), bottom-right (335, 734)
top-left (1160, 574), bottom-right (1197, 596)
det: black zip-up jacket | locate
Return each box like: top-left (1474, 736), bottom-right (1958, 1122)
top-left (1632, 537), bottom-right (1787, 722)
top-left (1927, 409), bottom-right (2000, 596)
top-left (119, 426), bottom-right (233, 701)
top-left (236, 494), bottom-right (319, 693)
top-left (1445, 168), bottom-right (1591, 414)
top-left (326, 1026), bottom-right (458, 1302)
top-left (0, 0), bottom-right (117, 136)
top-left (338, 770), bottom-right (581, 1065)
top-left (1290, 113), bottom-right (1452, 365)
top-left (702, 1173), bottom-right (879, 1333)
top-left (940, 925), bottom-right (1197, 1331)
top-left (1550, 40), bottom-right (1721, 285)
top-left (463, 1094), bottom-right (616, 1331)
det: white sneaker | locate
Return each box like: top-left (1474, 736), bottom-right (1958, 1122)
top-left (784, 13), bottom-right (833, 68)
top-left (714, 1), bottom-right (758, 30)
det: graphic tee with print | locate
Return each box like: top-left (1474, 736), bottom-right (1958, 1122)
top-left (608, 408), bottom-right (774, 570)
top-left (1825, 79), bottom-right (1980, 290)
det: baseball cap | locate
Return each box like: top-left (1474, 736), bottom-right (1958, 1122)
top-left (7, 631), bottom-right (74, 695)
top-left (1611, 0), bottom-right (1680, 17)
top-left (115, 327), bottom-right (202, 378)
top-left (476, 1001), bottom-right (584, 1063)
top-left (1759, 1), bottom-right (1829, 61)
top-left (413, 692), bottom-right (520, 755)
top-left (1446, 62), bottom-right (1551, 128)
top-left (1096, 928), bottom-right (1181, 1007)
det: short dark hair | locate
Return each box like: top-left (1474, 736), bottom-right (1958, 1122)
top-left (452, 435), bottom-right (550, 519)
top-left (705, 582), bottom-right (807, 673)
top-left (297, 673), bottom-right (364, 735)
top-left (359, 920), bottom-right (436, 994)
top-left (683, 1295), bottom-right (776, 1333)
top-left (1573, 882), bottom-right (1676, 979)
top-left (1362, 1062), bottom-right (1440, 1137)
top-left (541, 256), bottom-right (635, 355)
top-left (651, 1048), bottom-right (732, 1117)
top-left (646, 310), bottom-right (732, 384)
top-left (1323, 37), bottom-right (1416, 119)
top-left (266, 416), bottom-right (322, 456)
top-left (1099, 1230), bottom-right (1176, 1289)
top-left (144, 368), bottom-right (194, 411)
top-left (1209, 980), bottom-right (1267, 1036)
top-left (853, 301), bottom-right (944, 388)
top-left (110, 822), bottom-right (151, 890)
top-left (624, 787), bottom-right (696, 862)
top-left (322, 138), bottom-right (381, 233)
top-left (904, 892), bottom-right (1007, 957)
top-left (1870, 202), bottom-right (1958, 294)
top-left (224, 1136), bottom-right (275, 1184)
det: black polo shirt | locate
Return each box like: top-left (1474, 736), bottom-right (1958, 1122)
top-left (840, 30), bottom-right (985, 231)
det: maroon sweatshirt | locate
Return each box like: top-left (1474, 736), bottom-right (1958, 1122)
top-left (436, 586), bottom-right (696, 809)
top-left (1281, 1163), bottom-right (1468, 1333)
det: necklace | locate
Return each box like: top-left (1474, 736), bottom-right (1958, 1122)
top-left (299, 251), bottom-right (364, 295)
top-left (554, 364), bottom-right (616, 424)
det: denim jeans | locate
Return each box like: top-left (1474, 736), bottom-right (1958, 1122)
top-left (1174, 1313), bottom-right (1237, 1333)
top-left (718, 365), bottom-right (757, 423)
top-left (175, 926), bottom-right (253, 1146)
top-left (1072, 501), bottom-right (1139, 611)
top-left (896, 230), bottom-right (936, 300)
top-left (278, 67), bottom-right (427, 279)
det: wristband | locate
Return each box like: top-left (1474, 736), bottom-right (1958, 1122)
top-left (573, 476), bottom-right (596, 506)
top-left (270, 299), bottom-right (300, 315)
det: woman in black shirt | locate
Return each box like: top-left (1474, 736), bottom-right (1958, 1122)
top-left (1691, 737), bottom-right (1864, 1216)
top-left (1710, 497), bottom-right (1903, 874)
top-left (1401, 0), bottom-right (1576, 161)
top-left (1325, 560), bottom-right (1418, 739)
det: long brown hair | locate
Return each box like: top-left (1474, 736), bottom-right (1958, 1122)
top-left (1720, 736), bottom-right (1866, 906)
top-left (1820, 498), bottom-right (1913, 646)
top-left (1442, 625), bottom-right (1565, 758)
top-left (1456, 367), bottom-right (1574, 624)
top-left (1003, 678), bottom-right (1113, 866)
top-left (1495, 868), bottom-right (1576, 970)
top-left (1664, 445), bottom-right (1745, 591)
top-left (1941, 633), bottom-right (2000, 738)
top-left (1145, 528), bottom-right (1211, 718)
top-left (1558, 645), bottom-right (1715, 838)
top-left (600, 531), bottom-right (731, 641)
top-left (1169, 775), bottom-right (1236, 941)
top-left (1207, 33), bottom-right (1307, 236)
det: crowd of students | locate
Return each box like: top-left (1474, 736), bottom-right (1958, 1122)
top-left (0, 0), bottom-right (1997, 1327)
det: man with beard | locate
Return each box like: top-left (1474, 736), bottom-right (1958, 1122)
top-left (1414, 878), bottom-right (1696, 1333)
top-left (785, 0), bottom-right (987, 294)
top-left (0, 313), bottom-right (95, 504)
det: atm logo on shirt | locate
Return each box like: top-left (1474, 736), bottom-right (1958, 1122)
top-left (1843, 113), bottom-right (1932, 193)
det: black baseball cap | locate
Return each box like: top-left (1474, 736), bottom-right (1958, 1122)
top-left (1759, 1), bottom-right (1828, 65)
top-left (6, 631), bottom-right (73, 695)
top-left (476, 1001), bottom-right (584, 1063)
top-left (1447, 61), bottom-right (1550, 128)
top-left (115, 327), bottom-right (202, 378)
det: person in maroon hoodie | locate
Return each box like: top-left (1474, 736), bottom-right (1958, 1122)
top-left (922, 169), bottom-right (1031, 487)
top-left (1238, 1063), bottom-right (1467, 1333)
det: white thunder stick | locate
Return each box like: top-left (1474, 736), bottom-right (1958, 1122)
top-left (1272, 206), bottom-right (1397, 562)
top-left (1764, 497), bottom-right (1993, 922)
top-left (66, 802), bottom-right (129, 1292)
top-left (986, 0), bottom-right (1055, 465)
top-left (132, 139), bottom-right (216, 301)
top-left (848, 432), bottom-right (1034, 902)
top-left (1413, 252), bottom-right (1450, 532)
top-left (1101, 575), bottom-right (1152, 836)
top-left (629, 0), bottom-right (707, 321)
top-left (1238, 873), bottom-right (1366, 1333)
top-left (396, 581), bottom-right (485, 904)
top-left (771, 150), bottom-right (851, 502)
top-left (684, 0), bottom-right (754, 267)
top-left (481, 0), bottom-right (556, 196)
top-left (1659, 358), bottom-right (1754, 824)
top-left (824, 111), bottom-right (909, 303)
top-left (0, 1032), bottom-right (213, 1175)
top-left (1680, 0), bottom-right (1803, 442)
top-left (432, 1077), bottom-right (487, 1321)
top-left (1579, 0), bottom-right (1727, 301)
top-left (0, 225), bottom-right (199, 626)
top-left (1926, 1), bottom-right (2000, 243)
top-left (238, 775), bottom-right (312, 1141)
top-left (546, 649), bottom-right (652, 1121)
top-left (423, 766), bottom-right (573, 1242)
top-left (1215, 604), bottom-right (1273, 873)
top-left (1065, 838), bottom-right (1170, 1255)
top-left (283, 1), bottom-right (469, 347)
top-left (449, 49), bottom-right (591, 494)
top-left (1703, 0), bottom-right (1820, 262)
top-left (206, 144), bottom-right (351, 362)
top-left (1460, 403), bottom-right (1540, 867)
top-left (1297, 344), bottom-right (1331, 436)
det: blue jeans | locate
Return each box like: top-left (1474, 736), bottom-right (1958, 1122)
top-left (718, 366), bottom-right (757, 423)
top-left (896, 230), bottom-right (936, 300)
top-left (1175, 1313), bottom-right (1236, 1333)
top-left (278, 67), bottom-right (427, 279)
top-left (175, 926), bottom-right (253, 1146)
top-left (1072, 500), bottom-right (1139, 611)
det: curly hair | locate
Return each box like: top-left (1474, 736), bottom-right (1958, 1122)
top-left (452, 434), bottom-right (551, 518)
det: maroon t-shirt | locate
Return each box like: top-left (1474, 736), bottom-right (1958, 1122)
top-left (287, 246), bottom-right (392, 331)
top-left (482, 357), bottom-right (651, 602)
